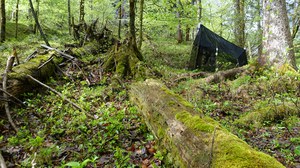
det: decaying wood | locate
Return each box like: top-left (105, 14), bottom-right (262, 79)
top-left (0, 151), bottom-right (7, 168)
top-left (172, 71), bottom-right (209, 84)
top-left (3, 55), bottom-right (18, 132)
top-left (204, 66), bottom-right (246, 83)
top-left (130, 79), bottom-right (284, 168)
top-left (0, 51), bottom-right (61, 110)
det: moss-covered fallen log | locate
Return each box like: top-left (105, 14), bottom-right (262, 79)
top-left (0, 51), bottom-right (62, 109)
top-left (130, 79), bottom-right (285, 168)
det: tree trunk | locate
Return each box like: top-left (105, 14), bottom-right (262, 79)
top-left (260, 0), bottom-right (297, 70)
top-left (197, 0), bottom-right (202, 22)
top-left (68, 0), bottom-right (71, 35)
top-left (233, 0), bottom-right (245, 48)
top-left (28, 0), bottom-right (50, 46)
top-left (79, 0), bottom-right (85, 23)
top-left (291, 0), bottom-right (299, 39)
top-left (33, 0), bottom-right (39, 34)
top-left (118, 0), bottom-right (122, 39)
top-left (138, 0), bottom-right (144, 49)
top-left (0, 0), bottom-right (5, 42)
top-left (257, 0), bottom-right (263, 57)
top-left (130, 79), bottom-right (285, 168)
top-left (176, 0), bottom-right (183, 44)
top-left (185, 25), bottom-right (190, 41)
top-left (15, 0), bottom-right (19, 39)
top-left (129, 0), bottom-right (143, 61)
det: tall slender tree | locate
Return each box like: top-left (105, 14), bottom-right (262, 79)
top-left (176, 0), bottom-right (183, 43)
top-left (79, 0), bottom-right (85, 23)
top-left (15, 0), bottom-right (20, 38)
top-left (33, 0), bottom-right (40, 34)
top-left (129, 0), bottom-right (143, 61)
top-left (118, 0), bottom-right (122, 39)
top-left (68, 0), bottom-right (71, 35)
top-left (233, 0), bottom-right (245, 48)
top-left (138, 0), bottom-right (144, 49)
top-left (0, 0), bottom-right (5, 42)
top-left (260, 0), bottom-right (297, 69)
top-left (28, 0), bottom-right (50, 46)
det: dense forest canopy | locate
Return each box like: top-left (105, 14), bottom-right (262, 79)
top-left (2, 0), bottom-right (299, 55)
top-left (0, 0), bottom-right (299, 167)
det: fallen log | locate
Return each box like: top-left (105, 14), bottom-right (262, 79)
top-left (0, 51), bottom-right (62, 109)
top-left (204, 66), bottom-right (246, 83)
top-left (130, 79), bottom-right (284, 168)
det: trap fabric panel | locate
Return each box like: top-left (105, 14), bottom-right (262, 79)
top-left (189, 25), bottom-right (248, 70)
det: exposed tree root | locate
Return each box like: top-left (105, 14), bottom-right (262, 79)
top-left (0, 151), bottom-right (7, 168)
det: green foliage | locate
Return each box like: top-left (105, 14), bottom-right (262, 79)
top-left (63, 156), bottom-right (98, 168)
top-left (154, 151), bottom-right (164, 160)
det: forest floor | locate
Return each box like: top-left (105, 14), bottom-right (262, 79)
top-left (0, 25), bottom-right (300, 167)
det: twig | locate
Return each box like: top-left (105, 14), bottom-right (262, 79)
top-left (41, 44), bottom-right (75, 60)
top-left (24, 50), bottom-right (38, 62)
top-left (0, 151), bottom-right (7, 168)
top-left (3, 56), bottom-right (18, 132)
top-left (208, 127), bottom-right (217, 168)
top-left (0, 88), bottom-right (25, 106)
top-left (26, 75), bottom-right (93, 118)
top-left (37, 55), bottom-right (54, 69)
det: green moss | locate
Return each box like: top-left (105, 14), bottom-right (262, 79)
top-left (213, 131), bottom-right (285, 168)
top-left (162, 87), bottom-right (195, 110)
top-left (175, 111), bottom-right (217, 133)
top-left (235, 102), bottom-right (299, 128)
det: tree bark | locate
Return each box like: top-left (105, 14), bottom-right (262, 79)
top-left (15, 0), bottom-right (19, 39)
top-left (130, 79), bottom-right (284, 168)
top-left (0, 0), bottom-right (5, 42)
top-left (28, 0), bottom-right (50, 46)
top-left (260, 0), bottom-right (297, 70)
top-left (233, 0), bottom-right (245, 48)
top-left (138, 0), bottom-right (144, 49)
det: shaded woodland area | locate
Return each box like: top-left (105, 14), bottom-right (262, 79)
top-left (0, 0), bottom-right (300, 167)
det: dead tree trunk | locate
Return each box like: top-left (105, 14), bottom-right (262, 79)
top-left (0, 51), bottom-right (62, 110)
top-left (28, 0), bottom-right (50, 46)
top-left (130, 79), bottom-right (284, 168)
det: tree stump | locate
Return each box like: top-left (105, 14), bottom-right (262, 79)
top-left (130, 79), bottom-right (284, 168)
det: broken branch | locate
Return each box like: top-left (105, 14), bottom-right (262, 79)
top-left (3, 56), bottom-right (18, 132)
top-left (41, 44), bottom-right (75, 60)
top-left (26, 75), bottom-right (93, 118)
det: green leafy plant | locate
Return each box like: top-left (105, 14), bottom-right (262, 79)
top-left (63, 156), bottom-right (98, 168)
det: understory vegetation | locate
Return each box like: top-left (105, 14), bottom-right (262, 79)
top-left (0, 20), bottom-right (300, 168)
